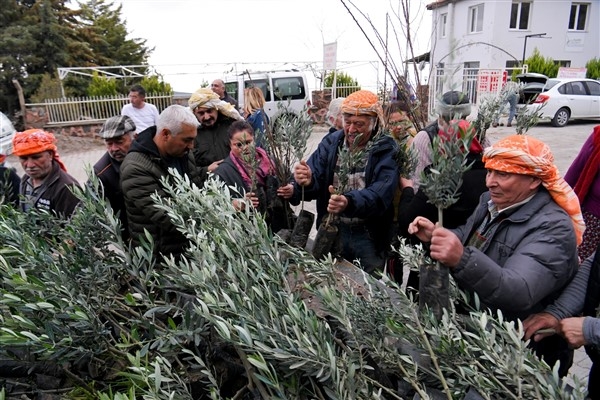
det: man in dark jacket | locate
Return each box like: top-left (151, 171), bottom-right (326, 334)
top-left (120, 105), bottom-right (201, 258)
top-left (292, 90), bottom-right (399, 274)
top-left (12, 129), bottom-right (80, 218)
top-left (409, 134), bottom-right (583, 377)
top-left (93, 115), bottom-right (136, 241)
top-left (211, 79), bottom-right (238, 109)
top-left (188, 88), bottom-right (243, 176)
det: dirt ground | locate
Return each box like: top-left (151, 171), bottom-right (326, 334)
top-left (55, 134), bottom-right (106, 154)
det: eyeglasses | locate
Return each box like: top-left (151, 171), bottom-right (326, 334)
top-left (234, 140), bottom-right (253, 148)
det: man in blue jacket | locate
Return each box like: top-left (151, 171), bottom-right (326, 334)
top-left (292, 90), bottom-right (399, 274)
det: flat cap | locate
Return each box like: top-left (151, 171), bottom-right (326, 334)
top-left (99, 115), bottom-right (136, 139)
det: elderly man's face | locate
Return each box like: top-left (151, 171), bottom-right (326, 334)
top-left (193, 107), bottom-right (219, 128)
top-left (19, 151), bottom-right (53, 183)
top-left (105, 134), bottom-right (134, 162)
top-left (211, 80), bottom-right (225, 98)
top-left (343, 113), bottom-right (375, 148)
top-left (486, 170), bottom-right (542, 210)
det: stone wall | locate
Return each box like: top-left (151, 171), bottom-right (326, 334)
top-left (24, 106), bottom-right (104, 138)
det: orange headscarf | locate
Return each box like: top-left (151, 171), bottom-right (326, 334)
top-left (12, 129), bottom-right (67, 172)
top-left (483, 135), bottom-right (584, 245)
top-left (341, 90), bottom-right (383, 123)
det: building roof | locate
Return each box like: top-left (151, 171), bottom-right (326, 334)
top-left (426, 0), bottom-right (461, 11)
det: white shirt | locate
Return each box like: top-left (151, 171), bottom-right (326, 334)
top-left (121, 103), bottom-right (159, 133)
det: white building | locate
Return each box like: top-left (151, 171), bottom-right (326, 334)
top-left (426, 0), bottom-right (600, 105)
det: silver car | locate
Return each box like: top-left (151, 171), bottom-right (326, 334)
top-left (0, 111), bottom-right (16, 157)
top-left (527, 78), bottom-right (600, 127)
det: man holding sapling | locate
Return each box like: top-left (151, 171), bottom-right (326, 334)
top-left (291, 90), bottom-right (399, 274)
top-left (408, 135), bottom-right (582, 377)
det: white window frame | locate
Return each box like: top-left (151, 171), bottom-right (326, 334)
top-left (568, 3), bottom-right (589, 31)
top-left (509, 1), bottom-right (531, 30)
top-left (469, 4), bottom-right (484, 33)
top-left (440, 13), bottom-right (448, 38)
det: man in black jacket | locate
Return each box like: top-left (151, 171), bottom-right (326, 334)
top-left (120, 105), bottom-right (202, 258)
top-left (93, 115), bottom-right (136, 241)
top-left (188, 88), bottom-right (243, 176)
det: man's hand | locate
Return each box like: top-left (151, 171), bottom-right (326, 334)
top-left (429, 227), bottom-right (463, 267)
top-left (208, 159), bottom-right (223, 173)
top-left (327, 185), bottom-right (348, 214)
top-left (245, 192), bottom-right (260, 209)
top-left (407, 216), bottom-right (435, 243)
top-left (559, 317), bottom-right (587, 348)
top-left (400, 177), bottom-right (413, 189)
top-left (522, 312), bottom-right (560, 341)
top-left (277, 184), bottom-right (294, 199)
top-left (294, 160), bottom-right (312, 187)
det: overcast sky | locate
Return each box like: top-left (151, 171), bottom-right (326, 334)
top-left (115, 0), bottom-right (432, 92)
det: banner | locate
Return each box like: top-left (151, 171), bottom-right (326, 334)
top-left (323, 42), bottom-right (337, 71)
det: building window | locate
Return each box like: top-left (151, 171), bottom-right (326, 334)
top-left (440, 13), bottom-right (447, 38)
top-left (569, 3), bottom-right (589, 30)
top-left (510, 1), bottom-right (531, 30)
top-left (555, 60), bottom-right (572, 67)
top-left (469, 4), bottom-right (484, 33)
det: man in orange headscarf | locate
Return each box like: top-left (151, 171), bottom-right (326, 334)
top-left (291, 90), bottom-right (400, 274)
top-left (12, 129), bottom-right (80, 218)
top-left (408, 134), bottom-right (581, 377)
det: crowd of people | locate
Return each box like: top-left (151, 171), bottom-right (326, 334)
top-left (2, 80), bottom-right (600, 395)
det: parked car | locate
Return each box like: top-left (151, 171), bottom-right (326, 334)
top-left (526, 78), bottom-right (600, 127)
top-left (224, 70), bottom-right (311, 122)
top-left (516, 73), bottom-right (548, 104)
top-left (0, 111), bottom-right (16, 157)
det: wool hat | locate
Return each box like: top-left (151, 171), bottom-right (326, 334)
top-left (341, 90), bottom-right (384, 126)
top-left (437, 91), bottom-right (471, 120)
top-left (99, 115), bottom-right (136, 139)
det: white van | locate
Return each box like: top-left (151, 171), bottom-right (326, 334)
top-left (224, 70), bottom-right (311, 122)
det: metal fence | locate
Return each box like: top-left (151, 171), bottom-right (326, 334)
top-left (323, 85), bottom-right (362, 99)
top-left (28, 93), bottom-right (173, 125)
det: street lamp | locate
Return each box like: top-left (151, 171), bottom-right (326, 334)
top-left (522, 33), bottom-right (547, 66)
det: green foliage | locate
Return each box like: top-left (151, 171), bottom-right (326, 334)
top-left (586, 58), bottom-right (600, 80)
top-left (30, 73), bottom-right (64, 102)
top-left (0, 171), bottom-right (587, 398)
top-left (263, 102), bottom-right (312, 185)
top-left (525, 48), bottom-right (559, 78)
top-left (472, 93), bottom-right (509, 144)
top-left (420, 121), bottom-right (474, 215)
top-left (324, 71), bottom-right (361, 98)
top-left (139, 75), bottom-right (173, 95)
top-left (87, 72), bottom-right (119, 96)
top-left (0, 0), bottom-right (152, 113)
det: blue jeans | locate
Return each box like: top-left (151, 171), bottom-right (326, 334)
top-left (506, 93), bottom-right (518, 124)
top-left (339, 223), bottom-right (385, 274)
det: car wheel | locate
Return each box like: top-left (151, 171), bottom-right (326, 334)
top-left (551, 108), bottom-right (570, 127)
